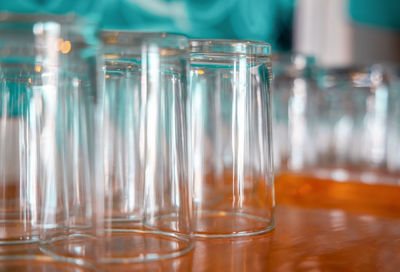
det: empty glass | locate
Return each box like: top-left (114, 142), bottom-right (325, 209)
top-left (188, 39), bottom-right (275, 237)
top-left (386, 65), bottom-right (400, 177)
top-left (271, 53), bottom-right (318, 171)
top-left (0, 13), bottom-right (100, 267)
top-left (97, 31), bottom-right (192, 263)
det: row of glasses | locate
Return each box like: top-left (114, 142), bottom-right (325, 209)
top-left (273, 54), bottom-right (400, 192)
top-left (96, 35), bottom-right (275, 264)
top-left (0, 13), bottom-right (276, 270)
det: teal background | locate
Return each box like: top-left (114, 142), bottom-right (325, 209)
top-left (0, 0), bottom-right (398, 52)
top-left (349, 0), bottom-right (400, 31)
top-left (0, 0), bottom-right (295, 51)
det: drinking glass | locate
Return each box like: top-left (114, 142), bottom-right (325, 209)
top-left (188, 39), bottom-right (275, 237)
top-left (271, 53), bottom-right (318, 171)
top-left (98, 31), bottom-right (192, 263)
top-left (0, 13), bottom-right (100, 268)
top-left (386, 65), bottom-right (400, 177)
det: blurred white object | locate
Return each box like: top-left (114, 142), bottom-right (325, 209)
top-left (294, 0), bottom-right (400, 66)
top-left (294, 0), bottom-right (353, 66)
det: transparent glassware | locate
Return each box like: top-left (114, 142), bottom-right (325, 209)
top-left (277, 64), bottom-right (400, 185)
top-left (0, 13), bottom-right (100, 268)
top-left (97, 31), bottom-right (192, 263)
top-left (310, 65), bottom-right (400, 184)
top-left (188, 39), bottom-right (275, 237)
top-left (386, 65), bottom-right (400, 177)
top-left (271, 53), bottom-right (319, 171)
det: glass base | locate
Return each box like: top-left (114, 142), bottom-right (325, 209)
top-left (0, 220), bottom-right (39, 245)
top-left (0, 255), bottom-right (96, 272)
top-left (193, 211), bottom-right (275, 238)
top-left (101, 229), bottom-right (193, 263)
top-left (39, 234), bottom-right (96, 269)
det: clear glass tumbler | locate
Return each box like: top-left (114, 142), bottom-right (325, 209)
top-left (0, 13), bottom-right (100, 268)
top-left (97, 31), bottom-right (192, 263)
top-left (271, 53), bottom-right (319, 171)
top-left (188, 39), bottom-right (275, 237)
top-left (386, 65), bottom-right (400, 177)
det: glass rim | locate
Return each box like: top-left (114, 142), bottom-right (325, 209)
top-left (317, 65), bottom-right (386, 77)
top-left (272, 52), bottom-right (315, 68)
top-left (317, 65), bottom-right (388, 88)
top-left (189, 39), bottom-right (271, 56)
top-left (100, 30), bottom-right (188, 50)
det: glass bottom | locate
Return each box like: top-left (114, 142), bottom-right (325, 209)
top-left (100, 253), bottom-right (193, 272)
top-left (0, 219), bottom-right (39, 245)
top-left (101, 229), bottom-right (193, 263)
top-left (193, 211), bottom-right (275, 238)
top-left (39, 234), bottom-right (96, 269)
top-left (0, 255), bottom-right (95, 272)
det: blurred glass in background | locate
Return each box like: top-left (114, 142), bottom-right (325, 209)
top-left (272, 53), bottom-right (318, 170)
top-left (273, 59), bottom-right (400, 186)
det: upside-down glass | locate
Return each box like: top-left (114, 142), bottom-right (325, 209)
top-left (386, 65), bottom-right (400, 178)
top-left (98, 31), bottom-right (192, 263)
top-left (276, 64), bottom-right (400, 185)
top-left (0, 13), bottom-right (100, 267)
top-left (271, 53), bottom-right (318, 171)
top-left (188, 40), bottom-right (275, 237)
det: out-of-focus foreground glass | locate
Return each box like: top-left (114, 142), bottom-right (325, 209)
top-left (188, 39), bottom-right (275, 237)
top-left (97, 31), bottom-right (192, 264)
top-left (0, 13), bottom-right (100, 269)
top-left (274, 60), bottom-right (400, 186)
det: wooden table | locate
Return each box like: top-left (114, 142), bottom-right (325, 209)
top-left (1, 174), bottom-right (399, 271)
top-left (108, 173), bottom-right (400, 271)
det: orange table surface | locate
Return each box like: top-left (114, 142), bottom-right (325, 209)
top-left (1, 174), bottom-right (399, 271)
top-left (106, 174), bottom-right (400, 272)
